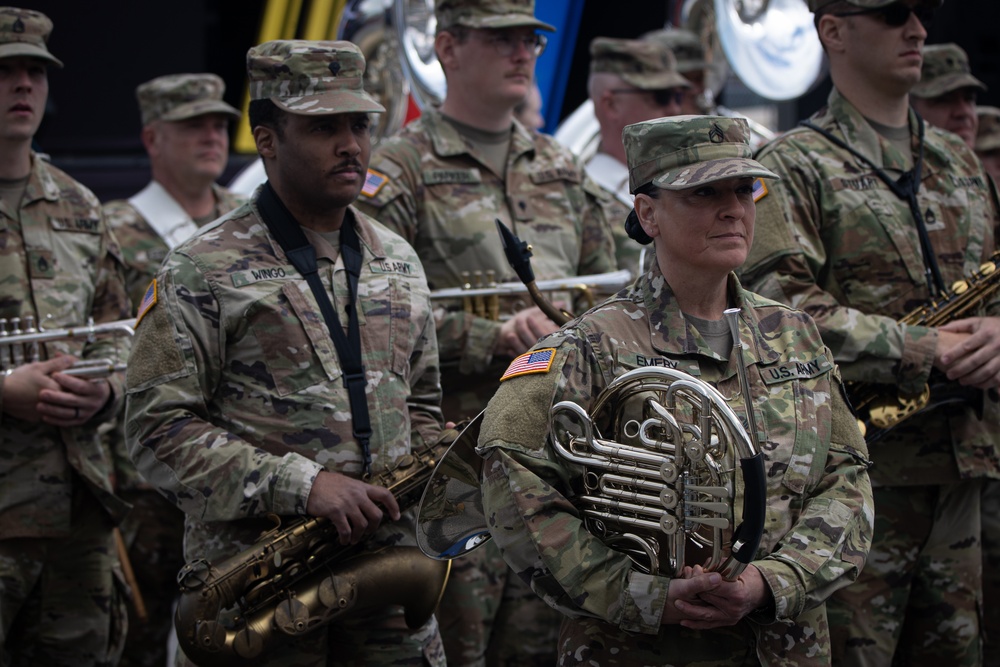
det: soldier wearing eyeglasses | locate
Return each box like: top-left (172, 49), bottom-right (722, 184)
top-left (740, 1), bottom-right (1000, 665)
top-left (585, 36), bottom-right (689, 277)
top-left (353, 0), bottom-right (616, 664)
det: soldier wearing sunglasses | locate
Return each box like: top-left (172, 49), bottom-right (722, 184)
top-left (585, 36), bottom-right (689, 277)
top-left (740, 1), bottom-right (1000, 665)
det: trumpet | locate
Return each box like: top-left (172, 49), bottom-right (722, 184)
top-left (0, 316), bottom-right (135, 378)
top-left (428, 269), bottom-right (633, 321)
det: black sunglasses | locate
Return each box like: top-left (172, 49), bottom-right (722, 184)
top-left (834, 2), bottom-right (934, 28)
top-left (610, 88), bottom-right (685, 107)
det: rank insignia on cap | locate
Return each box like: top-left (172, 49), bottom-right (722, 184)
top-left (360, 168), bottom-right (388, 198)
top-left (135, 279), bottom-right (158, 328)
top-left (500, 348), bottom-right (556, 382)
top-left (752, 177), bottom-right (768, 203)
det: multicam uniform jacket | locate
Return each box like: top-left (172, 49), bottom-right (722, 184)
top-left (354, 108), bottom-right (616, 420)
top-left (0, 154), bottom-right (132, 538)
top-left (103, 182), bottom-right (246, 309)
top-left (741, 88), bottom-right (1000, 486)
top-left (478, 267), bottom-right (873, 666)
top-left (124, 195), bottom-right (443, 562)
top-left (104, 181), bottom-right (245, 492)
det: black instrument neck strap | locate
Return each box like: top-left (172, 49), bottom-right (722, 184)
top-left (800, 115), bottom-right (946, 297)
top-left (257, 182), bottom-right (373, 477)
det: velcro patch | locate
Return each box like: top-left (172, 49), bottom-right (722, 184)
top-left (422, 168), bottom-right (481, 185)
top-left (135, 279), bottom-right (158, 328)
top-left (361, 168), bottom-right (388, 198)
top-left (231, 265), bottom-right (297, 287)
top-left (370, 259), bottom-right (415, 275)
top-left (761, 354), bottom-right (833, 384)
top-left (752, 178), bottom-right (768, 203)
top-left (500, 348), bottom-right (556, 382)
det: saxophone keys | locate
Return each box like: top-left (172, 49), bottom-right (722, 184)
top-left (318, 573), bottom-right (358, 612)
top-left (232, 624), bottom-right (265, 658)
top-left (275, 597), bottom-right (313, 636)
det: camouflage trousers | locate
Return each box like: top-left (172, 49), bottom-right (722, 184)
top-left (0, 484), bottom-right (127, 666)
top-left (435, 540), bottom-right (561, 666)
top-left (982, 480), bottom-right (1000, 667)
top-left (555, 614), bottom-right (762, 667)
top-left (117, 489), bottom-right (187, 667)
top-left (175, 606), bottom-right (445, 666)
top-left (829, 482), bottom-right (983, 667)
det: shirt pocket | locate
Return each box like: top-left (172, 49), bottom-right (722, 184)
top-left (247, 282), bottom-right (342, 396)
top-left (757, 373), bottom-right (826, 497)
top-left (360, 274), bottom-right (420, 378)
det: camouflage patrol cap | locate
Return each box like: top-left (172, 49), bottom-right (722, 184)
top-left (589, 37), bottom-right (690, 91)
top-left (136, 73), bottom-right (241, 126)
top-left (807, 0), bottom-right (941, 10)
top-left (640, 28), bottom-right (706, 74)
top-left (435, 0), bottom-right (556, 33)
top-left (0, 7), bottom-right (62, 68)
top-left (976, 106), bottom-right (1000, 153)
top-left (247, 40), bottom-right (385, 116)
top-left (624, 115), bottom-right (778, 193)
top-left (910, 43), bottom-right (986, 99)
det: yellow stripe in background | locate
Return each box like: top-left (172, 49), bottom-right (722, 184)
top-left (235, 0), bottom-right (348, 153)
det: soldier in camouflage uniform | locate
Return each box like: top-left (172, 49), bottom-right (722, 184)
top-left (910, 43), bottom-right (985, 150)
top-left (909, 42), bottom-right (1000, 666)
top-left (585, 36), bottom-right (688, 276)
top-left (739, 1), bottom-right (1000, 665)
top-left (976, 107), bottom-right (1000, 185)
top-left (478, 115), bottom-right (874, 666)
top-left (0, 7), bottom-right (132, 666)
top-left (124, 40), bottom-right (446, 666)
top-left (101, 72), bottom-right (245, 667)
top-left (354, 0), bottom-right (617, 664)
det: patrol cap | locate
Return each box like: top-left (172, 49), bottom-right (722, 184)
top-left (624, 115), bottom-right (778, 193)
top-left (136, 74), bottom-right (241, 126)
top-left (976, 106), bottom-right (1000, 153)
top-left (435, 0), bottom-right (556, 33)
top-left (910, 43), bottom-right (986, 99)
top-left (589, 37), bottom-right (690, 91)
top-left (0, 7), bottom-right (62, 68)
top-left (247, 40), bottom-right (385, 115)
top-left (640, 28), bottom-right (706, 74)
top-left (808, 0), bottom-right (941, 11)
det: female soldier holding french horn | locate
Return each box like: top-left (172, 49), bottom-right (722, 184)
top-left (475, 115), bottom-right (874, 666)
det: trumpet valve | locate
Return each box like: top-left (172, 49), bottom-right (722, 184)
top-left (9, 317), bottom-right (22, 366)
top-left (23, 315), bottom-right (38, 363)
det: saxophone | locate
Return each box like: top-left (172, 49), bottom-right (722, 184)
top-left (174, 429), bottom-right (458, 667)
top-left (849, 250), bottom-right (1000, 441)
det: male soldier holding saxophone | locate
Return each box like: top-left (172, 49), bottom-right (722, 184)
top-left (125, 40), bottom-right (446, 665)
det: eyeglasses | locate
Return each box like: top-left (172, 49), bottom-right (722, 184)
top-left (834, 2), bottom-right (934, 28)
top-left (610, 88), bottom-right (685, 107)
top-left (480, 31), bottom-right (548, 58)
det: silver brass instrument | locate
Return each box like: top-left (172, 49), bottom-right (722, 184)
top-left (0, 316), bottom-right (134, 378)
top-left (174, 430), bottom-right (457, 666)
top-left (429, 269), bottom-right (632, 321)
top-left (418, 227), bottom-right (767, 581)
top-left (547, 309), bottom-right (766, 579)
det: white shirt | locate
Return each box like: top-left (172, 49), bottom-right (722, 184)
top-left (128, 181), bottom-right (200, 250)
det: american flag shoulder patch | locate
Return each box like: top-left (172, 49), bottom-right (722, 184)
top-left (360, 169), bottom-right (388, 198)
top-left (500, 348), bottom-right (557, 382)
top-left (135, 279), bottom-right (158, 328)
top-left (752, 178), bottom-right (768, 203)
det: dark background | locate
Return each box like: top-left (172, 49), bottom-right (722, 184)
top-left (27, 0), bottom-right (999, 202)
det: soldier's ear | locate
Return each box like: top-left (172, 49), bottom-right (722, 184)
top-left (254, 125), bottom-right (277, 159)
top-left (634, 194), bottom-right (661, 240)
top-left (141, 123), bottom-right (159, 156)
top-left (435, 31), bottom-right (459, 72)
top-left (817, 14), bottom-right (847, 54)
